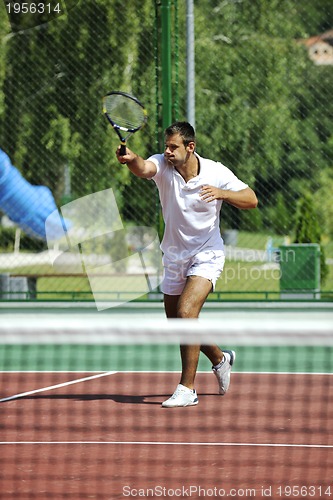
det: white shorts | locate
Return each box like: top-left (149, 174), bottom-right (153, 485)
top-left (161, 249), bottom-right (225, 296)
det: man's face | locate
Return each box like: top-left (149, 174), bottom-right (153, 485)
top-left (164, 133), bottom-right (195, 168)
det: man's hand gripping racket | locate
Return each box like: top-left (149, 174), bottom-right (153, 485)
top-left (103, 91), bottom-right (147, 162)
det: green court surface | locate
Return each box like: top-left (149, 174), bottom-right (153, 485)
top-left (1, 301), bottom-right (332, 374)
top-left (1, 344), bottom-right (333, 373)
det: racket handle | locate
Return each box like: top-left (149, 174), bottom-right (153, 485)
top-left (119, 143), bottom-right (126, 156)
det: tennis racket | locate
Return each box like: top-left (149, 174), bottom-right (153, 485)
top-left (103, 91), bottom-right (147, 155)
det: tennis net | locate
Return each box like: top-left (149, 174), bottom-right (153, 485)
top-left (1, 306), bottom-right (333, 499)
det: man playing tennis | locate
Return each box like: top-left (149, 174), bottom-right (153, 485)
top-left (116, 122), bottom-right (258, 407)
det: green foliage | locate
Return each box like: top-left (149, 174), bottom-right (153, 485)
top-left (313, 168), bottom-right (333, 239)
top-left (0, 0), bottom-right (332, 246)
top-left (239, 206), bottom-right (263, 232)
top-left (294, 193), bottom-right (321, 243)
top-left (0, 5), bottom-right (10, 117)
top-left (0, 226), bottom-right (46, 252)
top-left (192, 1), bottom-right (333, 234)
top-left (294, 192), bottom-right (329, 285)
top-left (264, 192), bottom-right (293, 235)
top-left (0, 0), bottom-right (157, 207)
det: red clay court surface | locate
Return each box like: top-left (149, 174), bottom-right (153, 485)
top-left (1, 371), bottom-right (333, 499)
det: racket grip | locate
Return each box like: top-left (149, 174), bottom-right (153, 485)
top-left (119, 143), bottom-right (126, 156)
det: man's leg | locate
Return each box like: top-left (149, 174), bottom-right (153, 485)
top-left (200, 345), bottom-right (224, 366)
top-left (164, 275), bottom-right (213, 390)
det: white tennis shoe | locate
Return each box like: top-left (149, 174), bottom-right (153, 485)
top-left (212, 350), bottom-right (236, 395)
top-left (162, 384), bottom-right (199, 408)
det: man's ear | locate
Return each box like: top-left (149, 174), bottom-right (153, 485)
top-left (186, 141), bottom-right (196, 153)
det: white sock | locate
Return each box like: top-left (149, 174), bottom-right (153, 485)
top-left (178, 383), bottom-right (193, 393)
top-left (213, 352), bottom-right (230, 370)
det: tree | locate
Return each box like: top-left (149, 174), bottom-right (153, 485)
top-left (1, 0), bottom-right (333, 237)
top-left (313, 168), bottom-right (333, 239)
top-left (0, 0), bottom-right (157, 207)
top-left (192, 0), bottom-right (333, 232)
top-left (294, 192), bottom-right (329, 285)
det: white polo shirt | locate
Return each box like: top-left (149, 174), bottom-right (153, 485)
top-left (149, 153), bottom-right (248, 261)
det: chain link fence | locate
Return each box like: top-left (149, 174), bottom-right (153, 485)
top-left (0, 0), bottom-right (332, 301)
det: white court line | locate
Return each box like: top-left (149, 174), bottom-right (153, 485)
top-left (1, 371), bottom-right (332, 403)
top-left (0, 371), bottom-right (118, 403)
top-left (0, 370), bottom-right (183, 374)
top-left (1, 370), bottom-right (332, 403)
top-left (106, 370), bottom-right (333, 376)
top-left (0, 441), bottom-right (332, 449)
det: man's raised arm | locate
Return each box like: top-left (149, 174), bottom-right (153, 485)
top-left (116, 147), bottom-right (157, 179)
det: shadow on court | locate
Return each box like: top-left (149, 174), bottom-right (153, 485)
top-left (1, 391), bottom-right (221, 405)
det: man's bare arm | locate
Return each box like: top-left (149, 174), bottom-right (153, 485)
top-left (116, 146), bottom-right (157, 179)
top-left (200, 186), bottom-right (258, 209)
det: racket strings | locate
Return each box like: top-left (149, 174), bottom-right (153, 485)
top-left (104, 95), bottom-right (145, 131)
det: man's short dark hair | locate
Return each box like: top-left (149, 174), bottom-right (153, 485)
top-left (165, 121), bottom-right (195, 146)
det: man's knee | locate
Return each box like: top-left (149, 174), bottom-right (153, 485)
top-left (177, 299), bottom-right (200, 318)
top-left (177, 304), bottom-right (192, 318)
